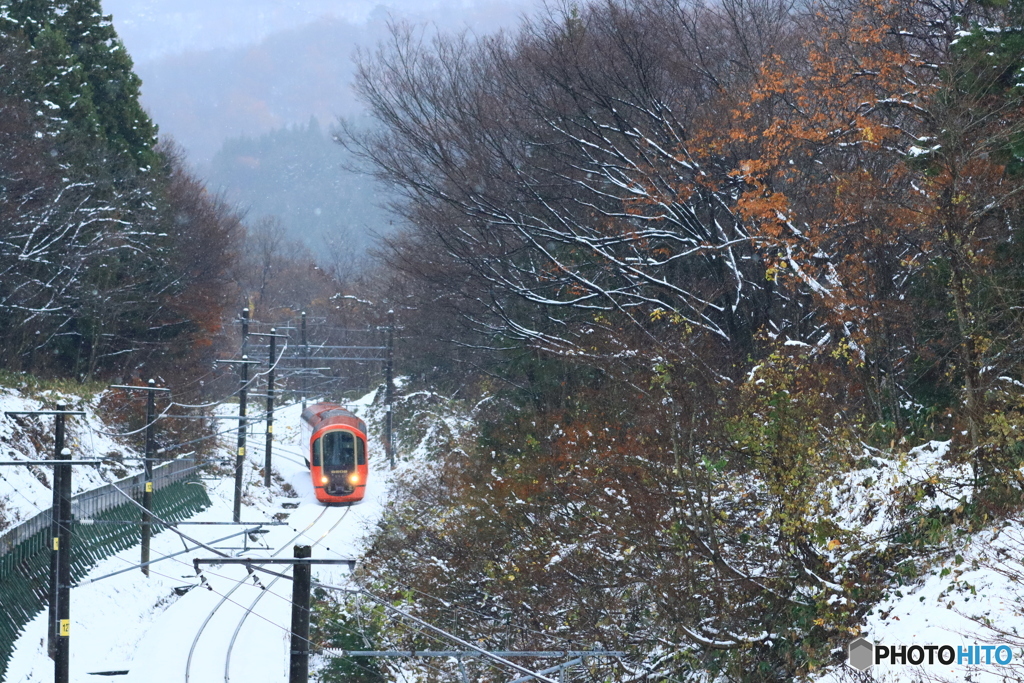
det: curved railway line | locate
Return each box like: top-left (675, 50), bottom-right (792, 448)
top-left (183, 503), bottom-right (352, 683)
top-left (223, 505), bottom-right (353, 683)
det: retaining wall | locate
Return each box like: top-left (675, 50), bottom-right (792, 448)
top-left (0, 459), bottom-right (211, 678)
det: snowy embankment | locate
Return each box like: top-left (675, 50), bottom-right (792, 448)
top-left (0, 387), bottom-right (149, 528)
top-left (819, 440), bottom-right (1024, 682)
top-left (4, 389), bottom-right (397, 683)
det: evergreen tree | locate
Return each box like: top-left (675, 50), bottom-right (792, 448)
top-left (52, 0), bottom-right (157, 167)
top-left (0, 0), bottom-right (157, 168)
top-left (0, 0), bottom-right (239, 384)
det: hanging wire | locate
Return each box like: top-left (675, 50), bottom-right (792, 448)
top-left (103, 468), bottom-right (546, 682)
top-left (144, 559), bottom-right (388, 681)
top-left (382, 577), bottom-right (579, 647)
top-left (91, 337), bottom-right (291, 439)
top-left (155, 397), bottom-right (308, 456)
top-left (90, 401), bottom-right (177, 437)
top-left (311, 582), bottom-right (560, 683)
top-left (0, 468), bottom-right (45, 512)
top-left (171, 337), bottom-right (290, 410)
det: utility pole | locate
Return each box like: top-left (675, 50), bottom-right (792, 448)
top-left (239, 308), bottom-right (249, 523)
top-left (385, 309), bottom-right (395, 470)
top-left (2, 407), bottom-right (92, 683)
top-left (241, 307), bottom-right (250, 356)
top-left (4, 404), bottom-right (84, 660)
top-left (249, 329), bottom-right (287, 488)
top-left (266, 330), bottom-right (277, 488)
top-left (301, 311), bottom-right (308, 410)
top-left (49, 407), bottom-right (65, 659)
top-left (235, 356), bottom-right (250, 524)
top-left (55, 447), bottom-right (72, 683)
top-left (193, 551), bottom-right (356, 683)
top-left (216, 356), bottom-right (260, 523)
top-left (110, 381), bottom-right (170, 575)
top-left (289, 545), bottom-right (312, 683)
top-left (142, 381), bottom-right (156, 576)
top-left (214, 307), bottom-right (259, 523)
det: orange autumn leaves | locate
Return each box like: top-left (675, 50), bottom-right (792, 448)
top-left (709, 0), bottom-right (938, 338)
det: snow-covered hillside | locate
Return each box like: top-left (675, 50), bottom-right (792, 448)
top-left (3, 389), bottom-right (396, 683)
top-left (0, 387), bottom-right (149, 531)
top-left (819, 514), bottom-right (1024, 682)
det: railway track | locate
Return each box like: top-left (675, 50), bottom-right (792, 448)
top-left (183, 504), bottom-right (349, 683)
top-left (223, 505), bottom-right (352, 683)
top-left (270, 445), bottom-right (309, 469)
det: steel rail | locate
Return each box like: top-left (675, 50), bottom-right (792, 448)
top-left (223, 505), bottom-right (353, 683)
top-left (184, 505), bottom-right (330, 683)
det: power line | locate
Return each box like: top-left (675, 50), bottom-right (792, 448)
top-left (310, 582), bottom-right (562, 683)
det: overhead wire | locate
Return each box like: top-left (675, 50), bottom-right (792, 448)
top-left (182, 503), bottom-right (334, 682)
top-left (384, 577), bottom-right (579, 648)
top-left (109, 490), bottom-right (489, 683)
top-left (0, 468), bottom-right (45, 512)
top-left (310, 581), bottom-right (561, 683)
top-left (170, 336), bottom-right (288, 410)
top-left (182, 553), bottom-right (530, 682)
top-left (155, 396), bottom-right (311, 456)
top-left (74, 527), bottom-right (264, 586)
top-left (91, 336), bottom-right (291, 440)
top-left (99, 455), bottom-right (556, 683)
top-left (295, 582), bottom-right (485, 682)
top-left (88, 314), bottom-right (378, 444)
top-left (162, 501), bottom-right (404, 683)
top-left (158, 557), bottom-right (398, 682)
top-left (224, 506), bottom-right (355, 682)
top-left (33, 317), bottom-right (397, 672)
top-left (297, 517), bottom-right (574, 648)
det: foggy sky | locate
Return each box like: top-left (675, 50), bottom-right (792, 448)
top-left (96, 0), bottom-right (542, 253)
top-left (103, 0), bottom-right (537, 62)
top-left (101, 0), bottom-right (541, 164)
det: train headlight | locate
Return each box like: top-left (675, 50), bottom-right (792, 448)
top-left (348, 472), bottom-right (360, 486)
top-left (320, 475), bottom-right (329, 485)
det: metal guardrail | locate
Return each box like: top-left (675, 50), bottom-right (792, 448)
top-left (0, 458), bottom-right (201, 557)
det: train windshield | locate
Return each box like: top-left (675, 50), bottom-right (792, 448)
top-left (314, 430), bottom-right (365, 469)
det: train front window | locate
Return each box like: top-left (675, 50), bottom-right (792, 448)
top-left (318, 431), bottom-right (356, 470)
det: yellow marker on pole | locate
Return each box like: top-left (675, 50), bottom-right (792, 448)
top-left (145, 481), bottom-right (153, 493)
top-left (53, 537), bottom-right (59, 550)
top-left (59, 620), bottom-right (70, 637)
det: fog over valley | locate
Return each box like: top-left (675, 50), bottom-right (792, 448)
top-left (102, 0), bottom-right (539, 256)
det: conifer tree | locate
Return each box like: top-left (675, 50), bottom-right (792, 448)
top-left (0, 0), bottom-right (157, 168)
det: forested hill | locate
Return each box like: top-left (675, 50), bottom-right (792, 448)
top-left (206, 118), bottom-right (393, 260)
top-left (0, 0), bottom-right (240, 386)
top-left (340, 0), bottom-right (1024, 681)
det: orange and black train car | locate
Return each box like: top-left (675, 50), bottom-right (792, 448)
top-left (300, 402), bottom-right (368, 504)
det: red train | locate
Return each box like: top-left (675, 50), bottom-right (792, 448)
top-left (300, 402), bottom-right (369, 504)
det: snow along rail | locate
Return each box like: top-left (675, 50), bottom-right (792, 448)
top-left (222, 505), bottom-right (353, 683)
top-left (183, 505), bottom-right (333, 683)
top-left (0, 458), bottom-right (209, 680)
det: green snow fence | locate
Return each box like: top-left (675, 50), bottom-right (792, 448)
top-left (0, 461), bottom-right (211, 679)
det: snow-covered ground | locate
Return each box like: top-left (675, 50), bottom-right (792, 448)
top-left (0, 388), bottom-right (150, 528)
top-left (818, 516), bottom-right (1024, 682)
top-left (817, 441), bottom-right (1024, 682)
top-left (4, 392), bottom-right (394, 683)
top-left (9, 380), bottom-right (1024, 683)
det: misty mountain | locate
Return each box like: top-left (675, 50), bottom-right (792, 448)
top-left (206, 118), bottom-right (394, 261)
top-left (129, 2), bottom-right (536, 165)
top-left (136, 15), bottom-right (370, 167)
top-left (115, 1), bottom-right (535, 255)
